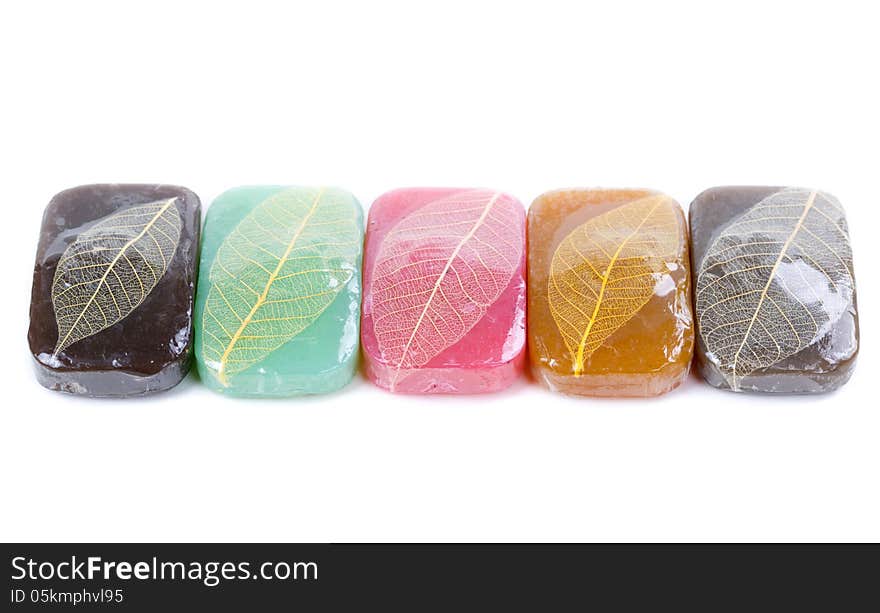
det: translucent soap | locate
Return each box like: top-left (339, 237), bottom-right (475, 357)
top-left (28, 184), bottom-right (201, 397)
top-left (194, 186), bottom-right (363, 397)
top-left (690, 186), bottom-right (858, 393)
top-left (528, 189), bottom-right (694, 397)
top-left (361, 188), bottom-right (527, 394)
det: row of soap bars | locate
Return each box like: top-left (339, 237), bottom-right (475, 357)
top-left (28, 184), bottom-right (858, 399)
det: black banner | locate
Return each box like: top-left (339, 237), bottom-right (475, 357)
top-left (2, 544), bottom-right (877, 611)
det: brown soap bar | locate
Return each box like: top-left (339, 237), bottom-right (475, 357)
top-left (528, 189), bottom-right (694, 397)
top-left (28, 184), bottom-right (201, 396)
top-left (690, 186), bottom-right (858, 393)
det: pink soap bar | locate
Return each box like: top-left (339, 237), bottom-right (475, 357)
top-left (362, 188), bottom-right (527, 393)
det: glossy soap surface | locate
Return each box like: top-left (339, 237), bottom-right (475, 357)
top-left (194, 186), bottom-right (363, 397)
top-left (528, 189), bottom-right (694, 397)
top-left (361, 188), bottom-right (526, 393)
top-left (690, 186), bottom-right (858, 393)
top-left (28, 184), bottom-right (201, 396)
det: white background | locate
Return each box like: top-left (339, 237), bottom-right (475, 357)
top-left (1, 0), bottom-right (877, 542)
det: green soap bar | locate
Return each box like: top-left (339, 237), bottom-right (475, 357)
top-left (194, 186), bottom-right (364, 397)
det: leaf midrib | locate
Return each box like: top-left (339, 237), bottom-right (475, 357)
top-left (216, 188), bottom-right (326, 386)
top-left (391, 191), bottom-right (501, 389)
top-left (729, 190), bottom-right (818, 389)
top-left (573, 197), bottom-right (664, 376)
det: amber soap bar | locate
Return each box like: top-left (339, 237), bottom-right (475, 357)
top-left (690, 186), bottom-right (858, 393)
top-left (28, 184), bottom-right (201, 396)
top-left (528, 189), bottom-right (694, 397)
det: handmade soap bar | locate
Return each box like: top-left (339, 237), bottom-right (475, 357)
top-left (528, 189), bottom-right (693, 397)
top-left (194, 186), bottom-right (363, 397)
top-left (690, 186), bottom-right (858, 393)
top-left (28, 184), bottom-right (201, 396)
top-left (361, 188), bottom-right (526, 393)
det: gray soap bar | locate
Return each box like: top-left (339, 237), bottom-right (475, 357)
top-left (689, 186), bottom-right (858, 393)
